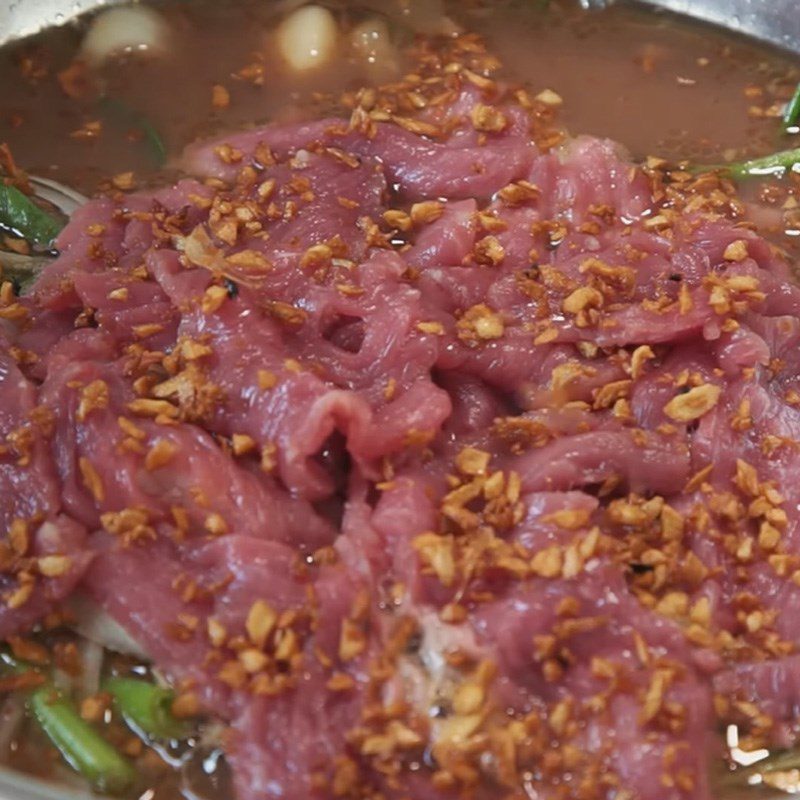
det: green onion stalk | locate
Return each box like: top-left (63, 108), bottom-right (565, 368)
top-left (693, 147), bottom-right (800, 180)
top-left (0, 652), bottom-right (136, 794)
top-left (104, 676), bottom-right (190, 741)
top-left (783, 82), bottom-right (800, 132)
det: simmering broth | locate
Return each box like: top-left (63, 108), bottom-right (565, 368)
top-left (0, 2), bottom-right (797, 179)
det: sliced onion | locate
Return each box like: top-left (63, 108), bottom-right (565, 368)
top-left (78, 638), bottom-right (104, 698)
top-left (51, 667), bottom-right (73, 693)
top-left (67, 594), bottom-right (149, 660)
top-left (0, 695), bottom-right (25, 762)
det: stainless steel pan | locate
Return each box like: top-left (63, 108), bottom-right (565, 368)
top-left (638, 0), bottom-right (800, 52)
top-left (0, 767), bottom-right (97, 800)
top-left (3, 0), bottom-right (800, 50)
top-left (0, 0), bottom-right (797, 799)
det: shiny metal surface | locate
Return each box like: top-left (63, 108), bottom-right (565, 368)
top-left (0, 0), bottom-right (120, 46)
top-left (0, 0), bottom-right (796, 799)
top-left (637, 0), bottom-right (800, 53)
top-left (2, 0), bottom-right (800, 52)
top-left (0, 765), bottom-right (100, 800)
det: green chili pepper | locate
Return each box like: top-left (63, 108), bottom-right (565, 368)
top-left (783, 82), bottom-right (800, 132)
top-left (0, 185), bottom-right (64, 247)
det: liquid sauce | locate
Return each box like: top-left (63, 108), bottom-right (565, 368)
top-left (0, 2), bottom-right (797, 182)
top-left (0, 2), bottom-right (799, 799)
top-left (1, 1), bottom-right (798, 249)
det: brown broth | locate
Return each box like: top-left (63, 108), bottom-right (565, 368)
top-left (483, 4), bottom-right (796, 162)
top-left (1, 1), bottom-right (797, 186)
top-left (2, 0), bottom-right (798, 255)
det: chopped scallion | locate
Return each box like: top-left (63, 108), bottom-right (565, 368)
top-left (29, 688), bottom-right (137, 794)
top-left (783, 82), bottom-right (800, 132)
top-left (105, 677), bottom-right (191, 741)
top-left (694, 146), bottom-right (800, 180)
top-left (0, 652), bottom-right (136, 794)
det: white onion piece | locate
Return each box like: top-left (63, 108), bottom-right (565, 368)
top-left (78, 638), bottom-right (104, 698)
top-left (51, 668), bottom-right (73, 693)
top-left (0, 695), bottom-right (24, 762)
top-left (68, 594), bottom-right (149, 660)
top-left (276, 5), bottom-right (339, 72)
top-left (350, 17), bottom-right (399, 77)
top-left (81, 5), bottom-right (170, 66)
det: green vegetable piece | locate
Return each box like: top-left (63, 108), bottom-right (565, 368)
top-left (100, 97), bottom-right (167, 167)
top-left (0, 652), bottom-right (135, 794)
top-left (694, 147), bottom-right (800, 180)
top-left (30, 686), bottom-right (137, 794)
top-left (0, 184), bottom-right (64, 247)
top-left (725, 147), bottom-right (800, 179)
top-left (783, 82), bottom-right (800, 132)
top-left (105, 677), bottom-right (190, 741)
top-left (138, 116), bottom-right (168, 167)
